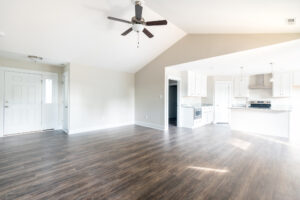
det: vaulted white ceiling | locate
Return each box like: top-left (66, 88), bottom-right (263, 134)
top-left (147, 0), bottom-right (300, 33)
top-left (0, 0), bottom-right (185, 72)
top-left (1, 0), bottom-right (300, 73)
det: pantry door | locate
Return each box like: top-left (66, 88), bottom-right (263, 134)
top-left (4, 71), bottom-right (42, 135)
top-left (214, 81), bottom-right (231, 123)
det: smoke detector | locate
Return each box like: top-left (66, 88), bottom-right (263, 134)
top-left (287, 18), bottom-right (296, 25)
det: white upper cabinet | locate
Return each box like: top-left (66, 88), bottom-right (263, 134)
top-left (182, 71), bottom-right (207, 97)
top-left (187, 71), bottom-right (196, 96)
top-left (201, 75), bottom-right (207, 97)
top-left (293, 71), bottom-right (300, 86)
top-left (272, 72), bottom-right (292, 97)
top-left (233, 76), bottom-right (249, 98)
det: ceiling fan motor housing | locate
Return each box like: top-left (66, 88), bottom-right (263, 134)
top-left (131, 0), bottom-right (144, 6)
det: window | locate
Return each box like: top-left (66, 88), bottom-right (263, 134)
top-left (45, 79), bottom-right (53, 104)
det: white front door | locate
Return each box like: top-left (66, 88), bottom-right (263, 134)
top-left (214, 81), bottom-right (231, 123)
top-left (4, 72), bottom-right (42, 135)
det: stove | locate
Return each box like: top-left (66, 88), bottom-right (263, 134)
top-left (249, 101), bottom-right (271, 109)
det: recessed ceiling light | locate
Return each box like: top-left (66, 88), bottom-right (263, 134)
top-left (0, 32), bottom-right (5, 37)
top-left (287, 18), bottom-right (296, 25)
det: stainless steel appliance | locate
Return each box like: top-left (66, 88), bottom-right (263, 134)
top-left (249, 101), bottom-right (271, 109)
top-left (194, 108), bottom-right (202, 119)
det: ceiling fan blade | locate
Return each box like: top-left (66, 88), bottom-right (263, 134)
top-left (143, 28), bottom-right (154, 38)
top-left (107, 16), bottom-right (132, 24)
top-left (135, 4), bottom-right (143, 20)
top-left (121, 28), bottom-right (133, 36)
top-left (146, 20), bottom-right (168, 26)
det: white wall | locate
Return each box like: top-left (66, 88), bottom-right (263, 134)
top-left (0, 70), bottom-right (4, 137)
top-left (69, 64), bottom-right (135, 134)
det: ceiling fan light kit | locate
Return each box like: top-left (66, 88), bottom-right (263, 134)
top-left (107, 0), bottom-right (168, 47)
top-left (133, 24), bottom-right (144, 32)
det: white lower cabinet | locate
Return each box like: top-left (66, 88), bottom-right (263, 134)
top-left (181, 106), bottom-right (214, 129)
top-left (201, 106), bottom-right (214, 126)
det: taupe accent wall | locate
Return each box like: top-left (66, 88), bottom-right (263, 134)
top-left (135, 34), bottom-right (300, 128)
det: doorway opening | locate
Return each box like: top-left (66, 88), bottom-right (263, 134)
top-left (168, 80), bottom-right (178, 127)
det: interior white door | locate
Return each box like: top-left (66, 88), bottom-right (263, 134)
top-left (42, 74), bottom-right (58, 130)
top-left (4, 72), bottom-right (42, 135)
top-left (214, 82), bottom-right (231, 123)
top-left (62, 72), bottom-right (69, 132)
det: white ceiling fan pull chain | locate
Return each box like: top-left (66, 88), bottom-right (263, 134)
top-left (137, 32), bottom-right (140, 48)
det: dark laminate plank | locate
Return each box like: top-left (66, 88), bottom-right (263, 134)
top-left (1, 125), bottom-right (300, 200)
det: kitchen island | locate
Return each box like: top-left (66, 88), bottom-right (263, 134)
top-left (230, 107), bottom-right (291, 138)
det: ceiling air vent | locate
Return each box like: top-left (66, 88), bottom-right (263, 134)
top-left (287, 18), bottom-right (296, 25)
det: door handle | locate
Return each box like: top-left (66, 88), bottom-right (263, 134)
top-left (4, 106), bottom-right (9, 108)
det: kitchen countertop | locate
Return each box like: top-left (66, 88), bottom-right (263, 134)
top-left (230, 106), bottom-right (292, 112)
top-left (181, 104), bottom-right (213, 109)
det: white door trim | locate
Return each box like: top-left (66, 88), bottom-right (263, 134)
top-left (62, 71), bottom-right (70, 133)
top-left (0, 66), bottom-right (60, 137)
top-left (0, 66), bottom-right (58, 76)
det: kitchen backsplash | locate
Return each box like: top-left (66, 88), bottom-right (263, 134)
top-left (181, 97), bottom-right (202, 105)
top-left (248, 89), bottom-right (272, 99)
top-left (232, 88), bottom-right (292, 106)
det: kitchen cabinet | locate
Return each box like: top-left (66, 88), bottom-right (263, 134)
top-left (273, 72), bottom-right (292, 97)
top-left (200, 74), bottom-right (207, 97)
top-left (181, 106), bottom-right (213, 128)
top-left (182, 71), bottom-right (207, 97)
top-left (293, 71), bottom-right (300, 86)
top-left (201, 106), bottom-right (214, 125)
top-left (233, 76), bottom-right (249, 97)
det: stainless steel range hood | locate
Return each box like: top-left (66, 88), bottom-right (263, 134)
top-left (249, 74), bottom-right (272, 89)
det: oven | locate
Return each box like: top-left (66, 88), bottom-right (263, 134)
top-left (194, 108), bottom-right (202, 119)
top-left (249, 101), bottom-right (271, 109)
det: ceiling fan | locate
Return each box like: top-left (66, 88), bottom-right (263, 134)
top-left (107, 0), bottom-right (168, 39)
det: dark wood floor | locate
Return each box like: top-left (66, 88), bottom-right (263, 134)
top-left (1, 125), bottom-right (300, 200)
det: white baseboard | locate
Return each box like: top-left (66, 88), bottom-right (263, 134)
top-left (135, 121), bottom-right (166, 131)
top-left (68, 122), bottom-right (134, 135)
